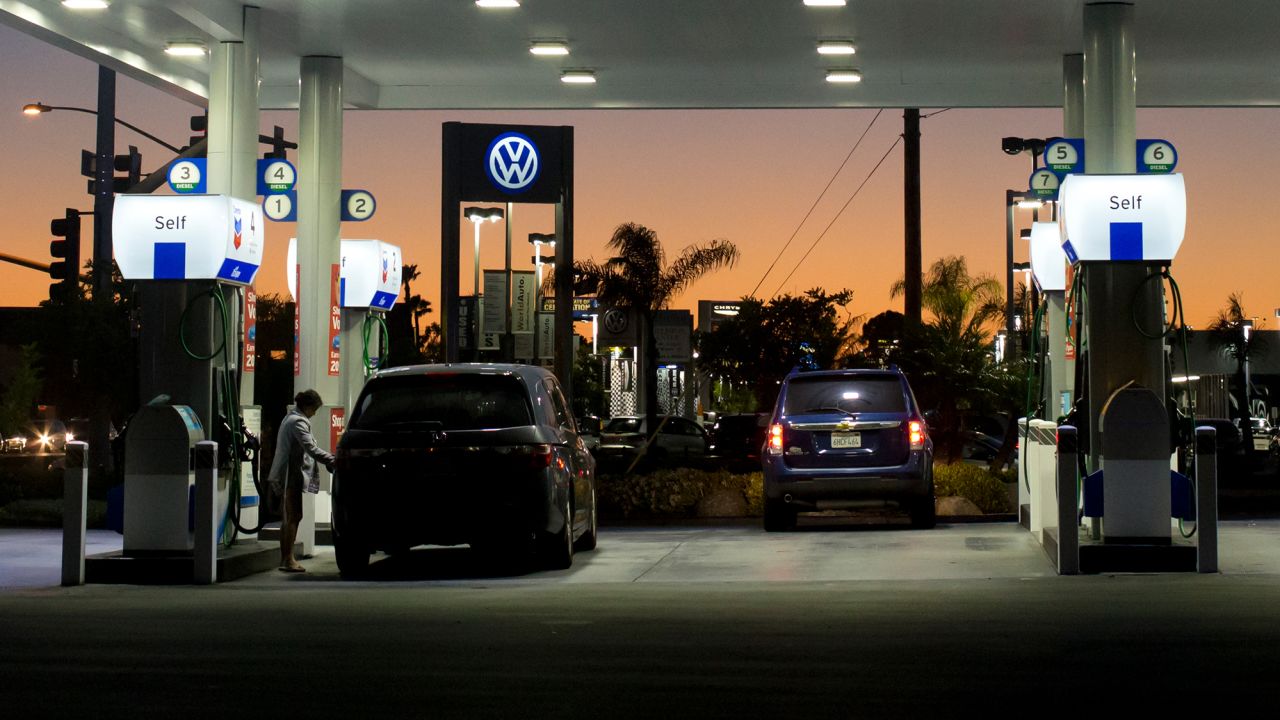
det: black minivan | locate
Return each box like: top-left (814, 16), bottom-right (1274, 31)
top-left (332, 364), bottom-right (598, 577)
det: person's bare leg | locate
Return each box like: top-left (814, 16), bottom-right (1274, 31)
top-left (280, 486), bottom-right (303, 570)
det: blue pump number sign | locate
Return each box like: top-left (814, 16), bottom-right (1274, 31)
top-left (1029, 169), bottom-right (1060, 200)
top-left (1044, 139), bottom-right (1085, 175)
top-left (1137, 140), bottom-right (1177, 173)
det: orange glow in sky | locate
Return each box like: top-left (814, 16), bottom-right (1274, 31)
top-left (2, 24), bottom-right (1278, 332)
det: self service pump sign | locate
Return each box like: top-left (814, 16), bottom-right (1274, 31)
top-left (113, 195), bottom-right (264, 286)
top-left (1057, 174), bottom-right (1186, 264)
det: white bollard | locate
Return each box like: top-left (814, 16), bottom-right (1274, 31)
top-left (193, 441), bottom-right (218, 585)
top-left (62, 441), bottom-right (89, 587)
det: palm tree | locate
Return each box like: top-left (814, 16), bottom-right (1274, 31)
top-left (890, 256), bottom-right (1007, 462)
top-left (573, 222), bottom-right (739, 429)
top-left (1208, 292), bottom-right (1267, 451)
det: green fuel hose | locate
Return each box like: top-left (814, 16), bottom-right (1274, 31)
top-left (362, 312), bottom-right (390, 377)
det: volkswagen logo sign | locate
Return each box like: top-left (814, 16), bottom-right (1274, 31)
top-left (485, 132), bottom-right (540, 194)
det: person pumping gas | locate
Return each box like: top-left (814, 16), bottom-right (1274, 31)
top-left (267, 389), bottom-right (335, 573)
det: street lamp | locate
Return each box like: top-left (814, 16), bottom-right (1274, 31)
top-left (1005, 189), bottom-right (1047, 345)
top-left (528, 232), bottom-right (556, 288)
top-left (22, 102), bottom-right (184, 153)
top-left (463, 206), bottom-right (505, 296)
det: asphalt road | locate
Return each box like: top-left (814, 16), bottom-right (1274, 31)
top-left (4, 522), bottom-right (1280, 717)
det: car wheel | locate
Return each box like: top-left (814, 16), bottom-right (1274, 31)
top-left (910, 497), bottom-right (937, 529)
top-left (763, 497), bottom-right (796, 532)
top-left (574, 484), bottom-right (598, 552)
top-left (540, 493), bottom-right (574, 570)
top-left (333, 508), bottom-right (370, 578)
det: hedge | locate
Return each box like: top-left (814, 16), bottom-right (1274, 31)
top-left (598, 468), bottom-right (763, 519)
top-left (932, 462), bottom-right (1012, 514)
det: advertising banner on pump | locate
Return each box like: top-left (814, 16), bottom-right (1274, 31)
top-left (244, 288), bottom-right (257, 372)
top-left (329, 264), bottom-right (341, 376)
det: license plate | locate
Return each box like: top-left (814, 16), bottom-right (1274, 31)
top-left (830, 432), bottom-right (861, 449)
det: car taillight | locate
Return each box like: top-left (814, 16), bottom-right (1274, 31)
top-left (495, 444), bottom-right (553, 470)
top-left (768, 424), bottom-right (784, 455)
top-left (909, 420), bottom-right (926, 450)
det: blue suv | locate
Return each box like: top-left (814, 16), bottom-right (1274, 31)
top-left (762, 368), bottom-right (935, 531)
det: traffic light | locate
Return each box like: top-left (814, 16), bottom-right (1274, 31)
top-left (49, 208), bottom-right (81, 302)
top-left (80, 148), bottom-right (95, 196)
top-left (112, 145), bottom-right (141, 192)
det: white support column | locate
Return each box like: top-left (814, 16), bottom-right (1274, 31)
top-left (207, 6), bottom-right (262, 536)
top-left (1049, 53), bottom-right (1084, 419)
top-left (297, 56), bottom-right (344, 555)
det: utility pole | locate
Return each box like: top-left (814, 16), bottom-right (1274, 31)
top-left (93, 66), bottom-right (115, 299)
top-left (903, 109), bottom-right (922, 327)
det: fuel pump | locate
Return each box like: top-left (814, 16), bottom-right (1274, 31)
top-left (1057, 173), bottom-right (1201, 554)
top-left (113, 195), bottom-right (265, 555)
top-left (286, 237), bottom-right (401, 529)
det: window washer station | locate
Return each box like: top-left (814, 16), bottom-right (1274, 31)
top-left (287, 237), bottom-right (402, 534)
top-left (87, 193), bottom-right (272, 583)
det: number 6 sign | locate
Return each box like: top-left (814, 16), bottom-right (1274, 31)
top-left (341, 189), bottom-right (376, 222)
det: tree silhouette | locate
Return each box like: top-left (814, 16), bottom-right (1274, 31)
top-left (572, 223), bottom-right (738, 427)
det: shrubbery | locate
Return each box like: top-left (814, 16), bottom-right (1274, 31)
top-left (933, 462), bottom-right (1011, 514)
top-left (598, 468), bottom-right (763, 519)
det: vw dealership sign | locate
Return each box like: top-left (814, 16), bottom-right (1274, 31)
top-left (447, 122), bottom-right (565, 204)
top-left (486, 132), bottom-right (540, 193)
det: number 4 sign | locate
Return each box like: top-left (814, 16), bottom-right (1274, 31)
top-left (256, 158), bottom-right (297, 196)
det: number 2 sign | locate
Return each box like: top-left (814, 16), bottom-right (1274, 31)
top-left (341, 190), bottom-right (376, 222)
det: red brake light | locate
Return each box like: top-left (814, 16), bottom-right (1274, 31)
top-left (909, 420), bottom-right (925, 450)
top-left (768, 424), bottom-right (784, 454)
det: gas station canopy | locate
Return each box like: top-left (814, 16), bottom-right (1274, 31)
top-left (2, 0), bottom-right (1279, 110)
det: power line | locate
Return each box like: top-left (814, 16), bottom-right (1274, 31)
top-left (747, 109), bottom-right (884, 299)
top-left (921, 107), bottom-right (953, 119)
top-left (770, 135), bottom-right (904, 299)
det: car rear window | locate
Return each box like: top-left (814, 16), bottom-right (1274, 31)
top-left (604, 418), bottom-right (641, 433)
top-left (782, 375), bottom-right (907, 415)
top-left (351, 374), bottom-right (532, 431)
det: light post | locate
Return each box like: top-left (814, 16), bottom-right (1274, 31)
top-left (463, 206), bottom-right (505, 295)
top-left (23, 102), bottom-right (185, 154)
top-left (1005, 189), bottom-right (1044, 345)
top-left (529, 232), bottom-right (555, 363)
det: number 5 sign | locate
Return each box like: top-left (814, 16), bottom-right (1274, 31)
top-left (341, 189), bottom-right (376, 222)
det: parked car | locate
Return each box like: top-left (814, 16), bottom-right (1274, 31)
top-left (1247, 417), bottom-right (1272, 453)
top-left (596, 415), bottom-right (709, 459)
top-left (762, 368), bottom-right (935, 531)
top-left (708, 412), bottom-right (768, 469)
top-left (1, 434), bottom-right (26, 453)
top-left (331, 364), bottom-right (598, 577)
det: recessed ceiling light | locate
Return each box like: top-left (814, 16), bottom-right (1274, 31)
top-left (530, 41), bottom-right (570, 56)
top-left (804, 0), bottom-right (847, 7)
top-left (561, 70), bottom-right (596, 85)
top-left (164, 41), bottom-right (207, 57)
top-left (817, 41), bottom-right (856, 55)
top-left (476, 0), bottom-right (520, 8)
top-left (62, 0), bottom-right (110, 8)
top-left (825, 69), bottom-right (863, 83)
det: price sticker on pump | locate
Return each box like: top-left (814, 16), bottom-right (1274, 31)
top-left (1028, 168), bottom-right (1060, 200)
top-left (1137, 139), bottom-right (1177, 174)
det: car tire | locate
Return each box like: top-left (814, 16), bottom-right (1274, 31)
top-left (763, 498), bottom-right (796, 532)
top-left (335, 536), bottom-right (370, 578)
top-left (333, 508), bottom-right (370, 578)
top-left (574, 484), bottom-right (598, 552)
top-left (540, 493), bottom-right (574, 569)
top-left (910, 497), bottom-right (937, 529)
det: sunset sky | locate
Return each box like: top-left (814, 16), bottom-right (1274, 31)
top-left (2, 22), bottom-right (1278, 332)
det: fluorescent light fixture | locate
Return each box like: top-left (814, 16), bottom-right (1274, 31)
top-left (530, 41), bottom-right (569, 56)
top-left (804, 0), bottom-right (847, 6)
top-left (62, 0), bottom-right (110, 8)
top-left (825, 69), bottom-right (862, 83)
top-left (817, 41), bottom-right (856, 55)
top-left (164, 41), bottom-right (207, 57)
top-left (476, 0), bottom-right (520, 7)
top-left (1016, 198), bottom-right (1044, 209)
top-left (561, 70), bottom-right (596, 84)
